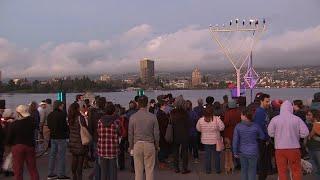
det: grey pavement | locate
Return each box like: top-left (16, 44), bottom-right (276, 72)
top-left (1, 151), bottom-right (316, 180)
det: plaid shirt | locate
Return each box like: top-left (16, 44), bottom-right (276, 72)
top-left (97, 117), bottom-right (120, 159)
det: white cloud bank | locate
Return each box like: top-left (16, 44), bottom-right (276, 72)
top-left (1, 24), bottom-right (320, 78)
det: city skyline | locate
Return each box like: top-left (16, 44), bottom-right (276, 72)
top-left (0, 0), bottom-right (319, 78)
top-left (1, 65), bottom-right (319, 92)
top-left (1, 64), bottom-right (320, 81)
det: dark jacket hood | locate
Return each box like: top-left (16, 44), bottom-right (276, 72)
top-left (101, 114), bottom-right (118, 127)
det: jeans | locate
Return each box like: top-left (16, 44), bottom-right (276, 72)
top-left (48, 139), bottom-right (67, 177)
top-left (189, 136), bottom-right (199, 159)
top-left (130, 156), bottom-right (135, 171)
top-left (257, 141), bottom-right (272, 180)
top-left (100, 158), bottom-right (117, 180)
top-left (133, 142), bottom-right (155, 180)
top-left (118, 138), bottom-right (127, 170)
top-left (158, 146), bottom-right (169, 163)
top-left (93, 143), bottom-right (101, 180)
top-left (173, 143), bottom-right (189, 171)
top-left (204, 144), bottom-right (221, 173)
top-left (309, 150), bottom-right (320, 178)
top-left (12, 144), bottom-right (39, 180)
top-left (34, 129), bottom-right (39, 141)
top-left (240, 155), bottom-right (258, 180)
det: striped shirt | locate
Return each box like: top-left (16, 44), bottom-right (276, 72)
top-left (196, 116), bottom-right (225, 145)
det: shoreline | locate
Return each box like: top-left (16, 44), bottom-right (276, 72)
top-left (0, 87), bottom-right (319, 94)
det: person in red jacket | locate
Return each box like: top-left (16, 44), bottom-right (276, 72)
top-left (223, 100), bottom-right (241, 144)
top-left (223, 100), bottom-right (241, 168)
top-left (118, 113), bottom-right (129, 171)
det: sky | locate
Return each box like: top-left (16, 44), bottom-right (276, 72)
top-left (0, 0), bottom-right (320, 78)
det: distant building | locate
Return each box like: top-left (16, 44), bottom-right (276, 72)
top-left (62, 76), bottom-right (71, 81)
top-left (40, 81), bottom-right (49, 85)
top-left (165, 79), bottom-right (189, 89)
top-left (0, 70), bottom-right (2, 82)
top-left (51, 78), bottom-right (60, 83)
top-left (192, 67), bottom-right (202, 87)
top-left (140, 58), bottom-right (155, 85)
top-left (13, 78), bottom-right (22, 85)
top-left (13, 78), bottom-right (29, 85)
top-left (124, 79), bottom-right (134, 85)
top-left (174, 80), bottom-right (189, 89)
top-left (100, 74), bottom-right (111, 82)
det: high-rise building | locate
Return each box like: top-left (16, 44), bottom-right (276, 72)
top-left (140, 58), bottom-right (155, 85)
top-left (100, 74), bottom-right (111, 82)
top-left (192, 67), bottom-right (202, 87)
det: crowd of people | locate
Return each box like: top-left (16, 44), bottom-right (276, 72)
top-left (0, 91), bottom-right (319, 180)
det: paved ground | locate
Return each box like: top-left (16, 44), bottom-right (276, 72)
top-left (1, 152), bottom-right (316, 180)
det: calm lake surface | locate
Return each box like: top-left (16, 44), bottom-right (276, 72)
top-left (0, 88), bottom-right (319, 109)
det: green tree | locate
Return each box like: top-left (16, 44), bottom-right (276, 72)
top-left (218, 81), bottom-right (227, 89)
top-left (7, 79), bottom-right (16, 90)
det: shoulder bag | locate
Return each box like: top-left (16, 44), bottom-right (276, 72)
top-left (214, 116), bottom-right (224, 151)
top-left (79, 116), bottom-right (92, 145)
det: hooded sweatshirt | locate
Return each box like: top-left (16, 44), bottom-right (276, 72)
top-left (268, 100), bottom-right (309, 150)
top-left (233, 120), bottom-right (265, 157)
top-left (97, 114), bottom-right (120, 158)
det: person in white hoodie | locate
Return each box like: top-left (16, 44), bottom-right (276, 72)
top-left (268, 100), bottom-right (309, 180)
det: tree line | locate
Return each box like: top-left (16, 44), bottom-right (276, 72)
top-left (0, 76), bottom-right (128, 93)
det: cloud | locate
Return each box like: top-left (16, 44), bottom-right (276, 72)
top-left (0, 24), bottom-right (320, 78)
top-left (255, 26), bottom-right (320, 67)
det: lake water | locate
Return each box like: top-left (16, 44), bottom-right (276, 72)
top-left (0, 88), bottom-right (319, 109)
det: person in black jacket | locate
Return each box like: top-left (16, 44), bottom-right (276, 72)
top-left (87, 97), bottom-right (106, 180)
top-left (149, 99), bottom-right (156, 114)
top-left (47, 101), bottom-right (70, 180)
top-left (293, 100), bottom-right (306, 122)
top-left (29, 102), bottom-right (40, 141)
top-left (156, 101), bottom-right (170, 169)
top-left (68, 103), bottom-right (88, 180)
top-left (170, 96), bottom-right (191, 174)
top-left (293, 99), bottom-right (308, 158)
top-left (6, 105), bottom-right (40, 180)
